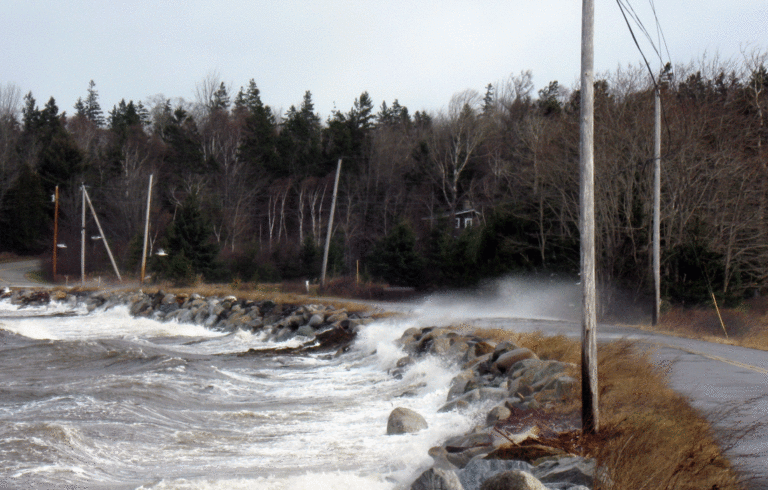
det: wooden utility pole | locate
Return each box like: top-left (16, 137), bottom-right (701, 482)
top-left (83, 187), bottom-right (122, 282)
top-left (321, 158), bottom-right (342, 285)
top-left (81, 184), bottom-right (86, 284)
top-left (140, 174), bottom-right (154, 284)
top-left (580, 0), bottom-right (599, 434)
top-left (652, 87), bottom-right (661, 325)
top-left (52, 186), bottom-right (59, 279)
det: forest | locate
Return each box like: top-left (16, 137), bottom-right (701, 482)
top-left (1, 52), bottom-right (767, 307)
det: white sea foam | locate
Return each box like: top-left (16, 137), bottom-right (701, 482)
top-left (0, 297), bottom-right (492, 489)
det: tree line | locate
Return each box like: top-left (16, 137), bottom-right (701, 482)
top-left (1, 52), bottom-right (767, 306)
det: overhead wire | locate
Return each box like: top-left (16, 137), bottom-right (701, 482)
top-left (614, 0), bottom-right (676, 162)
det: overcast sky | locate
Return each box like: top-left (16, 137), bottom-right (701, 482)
top-left (2, 0), bottom-right (767, 121)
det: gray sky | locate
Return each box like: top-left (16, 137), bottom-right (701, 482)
top-left (2, 0), bottom-right (767, 121)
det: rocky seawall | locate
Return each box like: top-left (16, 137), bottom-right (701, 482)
top-left (391, 326), bottom-right (596, 490)
top-left (3, 289), bottom-right (596, 489)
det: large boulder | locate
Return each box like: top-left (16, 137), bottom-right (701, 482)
top-left (533, 456), bottom-right (595, 488)
top-left (459, 459), bottom-right (534, 490)
top-left (493, 348), bottom-right (538, 373)
top-left (479, 470), bottom-right (548, 490)
top-left (387, 407), bottom-right (428, 435)
top-left (410, 467), bottom-right (464, 490)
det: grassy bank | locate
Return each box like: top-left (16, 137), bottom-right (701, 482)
top-left (649, 296), bottom-right (768, 352)
top-left (471, 328), bottom-right (746, 489)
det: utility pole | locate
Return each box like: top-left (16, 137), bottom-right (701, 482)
top-left (52, 185), bottom-right (59, 279)
top-left (321, 158), bottom-right (342, 285)
top-left (140, 174), bottom-right (154, 284)
top-left (652, 86), bottom-right (661, 325)
top-left (83, 187), bottom-right (122, 282)
top-left (580, 0), bottom-right (599, 434)
top-left (81, 184), bottom-right (86, 284)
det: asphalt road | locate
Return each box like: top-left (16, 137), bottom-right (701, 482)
top-left (0, 259), bottom-right (44, 288)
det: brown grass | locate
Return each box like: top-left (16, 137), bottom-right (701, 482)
top-left (653, 299), bottom-right (768, 352)
top-left (464, 327), bottom-right (745, 489)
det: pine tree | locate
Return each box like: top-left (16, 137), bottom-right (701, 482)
top-left (84, 80), bottom-right (104, 126)
top-left (212, 82), bottom-right (230, 111)
top-left (236, 79), bottom-right (278, 173)
top-left (367, 222), bottom-right (425, 287)
top-left (165, 192), bottom-right (219, 279)
top-left (0, 163), bottom-right (48, 253)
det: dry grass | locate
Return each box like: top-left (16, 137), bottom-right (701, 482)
top-left (464, 327), bottom-right (745, 489)
top-left (654, 300), bottom-right (768, 352)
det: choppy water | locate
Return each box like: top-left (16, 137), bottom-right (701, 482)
top-left (0, 299), bottom-right (488, 490)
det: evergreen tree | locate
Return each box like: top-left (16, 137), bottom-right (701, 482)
top-left (212, 82), bottom-right (230, 111)
top-left (21, 96), bottom-right (84, 194)
top-left (0, 163), bottom-right (48, 253)
top-left (537, 81), bottom-right (561, 115)
top-left (278, 90), bottom-right (323, 177)
top-left (157, 106), bottom-right (206, 175)
top-left (165, 192), bottom-right (219, 279)
top-left (76, 80), bottom-right (105, 127)
top-left (236, 79), bottom-right (278, 173)
top-left (483, 83), bottom-right (495, 114)
top-left (367, 221), bottom-right (425, 287)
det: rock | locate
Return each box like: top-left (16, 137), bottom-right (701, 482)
top-left (161, 293), bottom-right (176, 305)
top-left (410, 467), bottom-right (464, 490)
top-left (459, 459), bottom-right (534, 490)
top-left (308, 313), bottom-right (324, 328)
top-left (326, 311), bottom-right (348, 323)
top-left (532, 456), bottom-right (595, 488)
top-left (396, 356), bottom-right (414, 368)
top-left (493, 348), bottom-right (538, 373)
top-left (486, 405), bottom-right (512, 426)
top-left (444, 430), bottom-right (493, 450)
top-left (439, 386), bottom-right (491, 413)
top-left (429, 336), bottom-right (453, 356)
top-left (492, 341), bottom-right (520, 360)
top-left (479, 470), bottom-right (548, 490)
top-left (296, 325), bottom-right (315, 338)
top-left (387, 407), bottom-right (428, 435)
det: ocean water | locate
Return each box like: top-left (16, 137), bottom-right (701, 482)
top-left (0, 298), bottom-right (490, 490)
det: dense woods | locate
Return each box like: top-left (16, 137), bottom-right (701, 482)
top-left (1, 53), bottom-right (767, 306)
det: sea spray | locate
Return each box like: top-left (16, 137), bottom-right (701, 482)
top-left (0, 296), bottom-right (489, 490)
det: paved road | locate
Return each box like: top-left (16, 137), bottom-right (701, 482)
top-left (0, 259), bottom-right (44, 288)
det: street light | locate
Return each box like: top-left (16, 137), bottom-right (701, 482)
top-left (57, 243), bottom-right (67, 249)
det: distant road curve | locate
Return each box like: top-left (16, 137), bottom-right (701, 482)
top-left (0, 259), bottom-right (46, 288)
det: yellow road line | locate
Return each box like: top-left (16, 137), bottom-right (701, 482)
top-left (650, 341), bottom-right (768, 375)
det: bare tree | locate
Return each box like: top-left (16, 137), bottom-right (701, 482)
top-left (425, 89), bottom-right (489, 215)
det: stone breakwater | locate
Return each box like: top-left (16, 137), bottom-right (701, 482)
top-left (2, 288), bottom-right (374, 354)
top-left (4, 289), bottom-right (596, 489)
top-left (391, 326), bottom-right (596, 490)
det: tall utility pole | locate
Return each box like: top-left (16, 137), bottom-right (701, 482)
top-left (652, 87), bottom-right (661, 325)
top-left (580, 0), bottom-right (599, 434)
top-left (52, 186), bottom-right (59, 279)
top-left (321, 158), bottom-right (342, 285)
top-left (81, 184), bottom-right (86, 284)
top-left (140, 174), bottom-right (154, 284)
